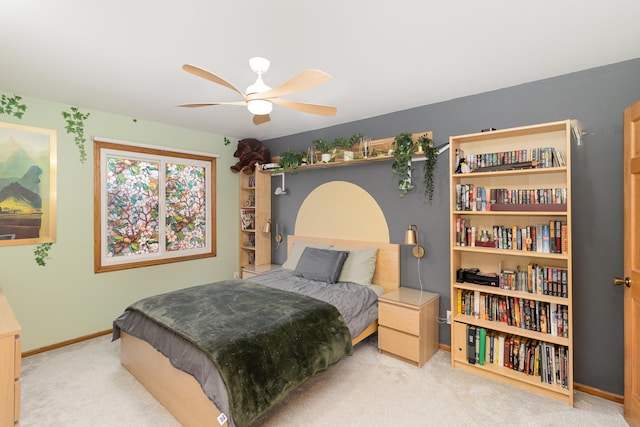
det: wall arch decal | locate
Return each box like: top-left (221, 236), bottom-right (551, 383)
top-left (294, 181), bottom-right (389, 242)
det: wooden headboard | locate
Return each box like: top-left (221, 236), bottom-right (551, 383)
top-left (287, 235), bottom-right (400, 293)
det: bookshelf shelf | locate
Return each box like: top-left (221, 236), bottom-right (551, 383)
top-left (453, 210), bottom-right (567, 216)
top-left (452, 246), bottom-right (569, 260)
top-left (453, 165), bottom-right (567, 179)
top-left (453, 282), bottom-right (568, 304)
top-left (449, 120), bottom-right (573, 405)
top-left (453, 357), bottom-right (571, 399)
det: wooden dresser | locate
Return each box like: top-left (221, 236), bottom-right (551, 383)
top-left (0, 289), bottom-right (21, 427)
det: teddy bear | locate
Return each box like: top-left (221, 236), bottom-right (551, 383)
top-left (230, 138), bottom-right (272, 174)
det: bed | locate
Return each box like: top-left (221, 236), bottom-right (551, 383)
top-left (113, 235), bottom-right (399, 427)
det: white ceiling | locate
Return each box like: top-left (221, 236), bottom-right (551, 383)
top-left (1, 1), bottom-right (639, 141)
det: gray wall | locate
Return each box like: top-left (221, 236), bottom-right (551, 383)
top-left (263, 58), bottom-right (640, 395)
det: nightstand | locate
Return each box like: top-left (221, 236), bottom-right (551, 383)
top-left (378, 288), bottom-right (439, 367)
top-left (241, 263), bottom-right (281, 279)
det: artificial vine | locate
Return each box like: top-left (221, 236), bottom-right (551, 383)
top-left (34, 243), bottom-right (53, 267)
top-left (417, 133), bottom-right (439, 203)
top-left (391, 132), bottom-right (416, 197)
top-left (61, 106), bottom-right (90, 163)
top-left (0, 94), bottom-right (27, 119)
top-left (224, 136), bottom-right (232, 146)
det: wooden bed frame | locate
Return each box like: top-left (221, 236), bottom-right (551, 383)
top-left (120, 236), bottom-right (399, 427)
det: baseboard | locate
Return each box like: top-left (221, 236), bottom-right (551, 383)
top-left (436, 344), bottom-right (623, 404)
top-left (439, 343), bottom-right (451, 352)
top-left (22, 329), bottom-right (113, 358)
top-left (574, 383), bottom-right (624, 404)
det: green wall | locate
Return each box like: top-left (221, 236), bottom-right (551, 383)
top-left (0, 92), bottom-right (239, 352)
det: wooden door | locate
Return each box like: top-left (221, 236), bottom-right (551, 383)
top-left (624, 99), bottom-right (640, 426)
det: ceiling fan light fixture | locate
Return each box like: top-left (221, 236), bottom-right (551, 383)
top-left (247, 99), bottom-right (273, 115)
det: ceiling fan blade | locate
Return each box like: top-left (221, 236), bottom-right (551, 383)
top-left (177, 101), bottom-right (247, 108)
top-left (270, 98), bottom-right (337, 116)
top-left (253, 114), bottom-right (271, 125)
top-left (182, 64), bottom-right (245, 98)
top-left (248, 69), bottom-right (332, 100)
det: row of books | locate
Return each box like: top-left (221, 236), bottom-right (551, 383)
top-left (466, 325), bottom-right (569, 388)
top-left (455, 184), bottom-right (567, 212)
top-left (240, 208), bottom-right (255, 231)
top-left (458, 289), bottom-right (569, 337)
top-left (499, 264), bottom-right (568, 297)
top-left (455, 147), bottom-right (566, 172)
top-left (455, 219), bottom-right (568, 254)
top-left (246, 175), bottom-right (256, 188)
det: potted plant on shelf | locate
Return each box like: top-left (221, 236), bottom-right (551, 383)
top-left (332, 137), bottom-right (351, 161)
top-left (333, 133), bottom-right (364, 161)
top-left (391, 132), bottom-right (416, 196)
top-left (416, 133), bottom-right (439, 203)
top-left (278, 149), bottom-right (304, 171)
top-left (312, 138), bottom-right (334, 163)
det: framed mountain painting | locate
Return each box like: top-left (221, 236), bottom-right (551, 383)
top-left (0, 121), bottom-right (57, 246)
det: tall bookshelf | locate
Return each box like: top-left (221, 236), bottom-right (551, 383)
top-left (449, 120), bottom-right (573, 405)
top-left (239, 170), bottom-right (271, 275)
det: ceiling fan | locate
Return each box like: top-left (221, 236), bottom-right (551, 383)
top-left (178, 57), bottom-right (337, 125)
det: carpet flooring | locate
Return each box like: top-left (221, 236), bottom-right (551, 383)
top-left (20, 334), bottom-right (628, 426)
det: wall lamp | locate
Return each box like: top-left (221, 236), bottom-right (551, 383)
top-left (405, 224), bottom-right (425, 258)
top-left (262, 219), bottom-right (271, 234)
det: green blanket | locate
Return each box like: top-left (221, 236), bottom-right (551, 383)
top-left (126, 279), bottom-right (353, 427)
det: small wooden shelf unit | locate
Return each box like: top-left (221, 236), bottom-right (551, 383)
top-left (239, 170), bottom-right (271, 277)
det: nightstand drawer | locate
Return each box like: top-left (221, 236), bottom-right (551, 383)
top-left (379, 326), bottom-right (419, 361)
top-left (378, 302), bottom-right (420, 335)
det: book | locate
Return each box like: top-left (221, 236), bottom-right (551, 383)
top-left (518, 339), bottom-right (527, 372)
top-left (475, 327), bottom-right (480, 364)
top-left (488, 331), bottom-right (495, 364)
top-left (474, 290), bottom-right (480, 318)
top-left (240, 208), bottom-right (255, 230)
top-left (540, 304), bottom-right (548, 334)
top-left (478, 328), bottom-right (487, 365)
top-left (542, 225), bottom-right (550, 253)
top-left (561, 224), bottom-right (568, 255)
top-left (498, 333), bottom-right (506, 367)
top-left (550, 303), bottom-right (558, 336)
top-left (467, 325), bottom-right (477, 364)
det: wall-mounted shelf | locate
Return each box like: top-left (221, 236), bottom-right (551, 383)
top-left (265, 131), bottom-right (435, 174)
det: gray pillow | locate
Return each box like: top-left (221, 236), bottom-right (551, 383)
top-left (281, 242), bottom-right (333, 270)
top-left (293, 247), bottom-right (349, 283)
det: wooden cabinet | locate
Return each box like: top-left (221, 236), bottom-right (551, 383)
top-left (449, 120), bottom-right (573, 404)
top-left (241, 263), bottom-right (280, 279)
top-left (239, 170), bottom-right (271, 274)
top-left (378, 288), bottom-right (439, 367)
top-left (0, 289), bottom-right (21, 427)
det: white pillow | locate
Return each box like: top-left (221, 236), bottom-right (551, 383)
top-left (281, 242), bottom-right (333, 270)
top-left (334, 247), bottom-right (378, 285)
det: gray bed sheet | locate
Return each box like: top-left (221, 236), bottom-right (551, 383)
top-left (248, 268), bottom-right (381, 338)
top-left (113, 270), bottom-right (381, 427)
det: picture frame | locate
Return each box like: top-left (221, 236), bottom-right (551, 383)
top-left (94, 139), bottom-right (217, 273)
top-left (0, 121), bottom-right (57, 246)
